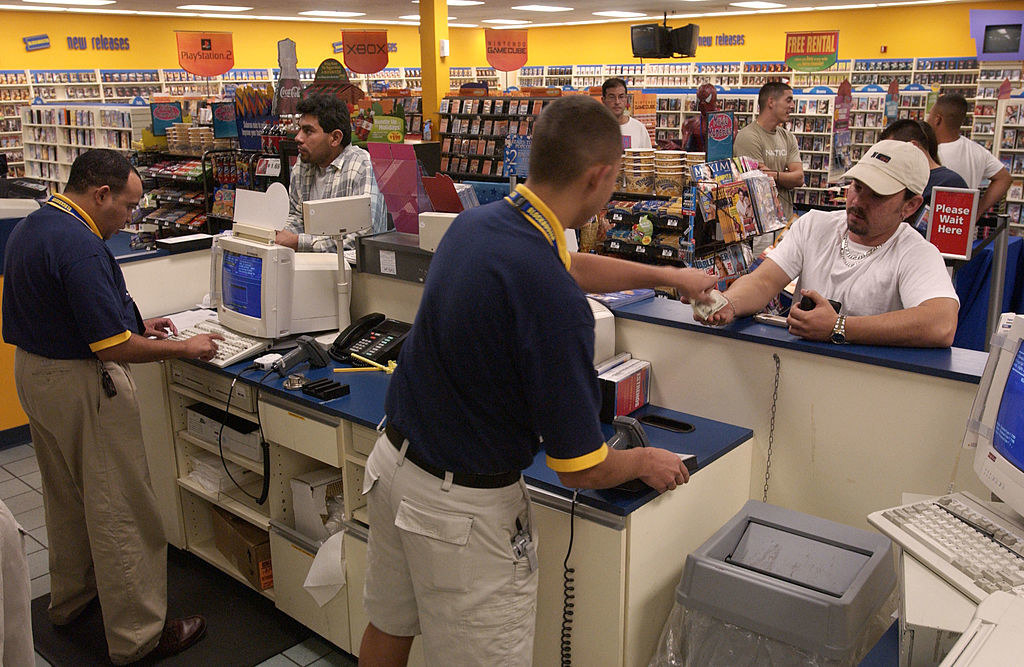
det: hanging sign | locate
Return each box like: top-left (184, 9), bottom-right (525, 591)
top-left (829, 80), bottom-right (853, 183)
top-left (175, 31), bottom-right (234, 77)
top-left (485, 29), bottom-right (528, 71)
top-left (342, 31), bottom-right (389, 74)
top-left (884, 79), bottom-right (900, 123)
top-left (927, 187), bottom-right (979, 261)
top-left (784, 31), bottom-right (839, 72)
top-left (705, 110), bottom-right (734, 163)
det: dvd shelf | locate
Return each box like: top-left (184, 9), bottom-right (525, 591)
top-left (437, 95), bottom-right (554, 179)
top-left (21, 103), bottom-right (149, 194)
top-left (849, 91), bottom-right (887, 162)
top-left (995, 98), bottom-right (1024, 229)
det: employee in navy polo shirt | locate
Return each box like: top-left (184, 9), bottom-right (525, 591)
top-left (2, 149), bottom-right (220, 664)
top-left (359, 96), bottom-right (717, 665)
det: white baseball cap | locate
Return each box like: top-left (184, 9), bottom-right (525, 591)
top-left (842, 139), bottom-right (929, 196)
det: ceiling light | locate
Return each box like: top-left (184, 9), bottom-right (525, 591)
top-left (730, 1), bottom-right (785, 7)
top-left (21, 0), bottom-right (115, 5)
top-left (298, 10), bottom-right (366, 17)
top-left (412, 0), bottom-right (482, 4)
top-left (449, 23), bottom-right (478, 27)
top-left (176, 4), bottom-right (252, 10)
top-left (593, 11), bottom-right (646, 17)
top-left (138, 9), bottom-right (199, 14)
top-left (2, 3), bottom-right (67, 8)
top-left (511, 4), bottom-right (572, 11)
top-left (814, 3), bottom-right (876, 8)
top-left (483, 18), bottom-right (530, 24)
top-left (398, 14), bottom-right (457, 20)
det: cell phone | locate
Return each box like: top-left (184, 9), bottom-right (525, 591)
top-left (798, 295), bottom-right (843, 313)
top-left (639, 414), bottom-right (695, 433)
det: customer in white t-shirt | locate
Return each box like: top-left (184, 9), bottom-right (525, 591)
top-left (928, 93), bottom-right (1011, 215)
top-left (697, 140), bottom-right (959, 347)
top-left (601, 77), bottom-right (652, 150)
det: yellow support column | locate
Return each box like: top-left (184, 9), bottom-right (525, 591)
top-left (420, 0), bottom-right (450, 139)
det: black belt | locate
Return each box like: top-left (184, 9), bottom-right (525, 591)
top-left (385, 423), bottom-right (521, 489)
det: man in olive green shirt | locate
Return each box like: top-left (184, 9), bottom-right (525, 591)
top-left (733, 81), bottom-right (803, 220)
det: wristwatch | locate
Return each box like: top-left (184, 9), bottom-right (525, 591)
top-left (830, 314), bottom-right (848, 344)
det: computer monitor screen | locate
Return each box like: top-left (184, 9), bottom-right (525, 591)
top-left (726, 520), bottom-right (871, 597)
top-left (221, 249), bottom-right (263, 319)
top-left (993, 343), bottom-right (1024, 470)
top-left (983, 24), bottom-right (1022, 54)
top-left (213, 235), bottom-right (341, 339)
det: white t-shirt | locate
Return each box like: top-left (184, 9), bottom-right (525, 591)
top-left (766, 209), bottom-right (959, 316)
top-left (937, 136), bottom-right (1005, 190)
top-left (620, 116), bottom-right (652, 150)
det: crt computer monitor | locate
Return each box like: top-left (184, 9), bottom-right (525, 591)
top-left (213, 235), bottom-right (339, 339)
top-left (967, 313), bottom-right (1024, 518)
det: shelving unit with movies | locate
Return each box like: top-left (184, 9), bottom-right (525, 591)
top-left (517, 66), bottom-right (545, 88)
top-left (995, 97), bottom-right (1024, 229)
top-left (605, 64), bottom-right (645, 88)
top-left (0, 71), bottom-right (29, 178)
top-left (693, 62), bottom-right (741, 88)
top-left (135, 151), bottom-right (213, 236)
top-left (791, 60), bottom-right (851, 88)
top-left (572, 65), bottom-right (605, 90)
top-left (848, 90), bottom-right (887, 162)
top-left (974, 62), bottom-right (1022, 150)
top-left (161, 69), bottom-right (220, 97)
top-left (850, 58), bottom-right (912, 86)
top-left (30, 69), bottom-right (101, 102)
top-left (447, 66), bottom-right (500, 90)
top-left (914, 57), bottom-right (979, 104)
top-left (100, 69), bottom-right (162, 103)
top-left (437, 95), bottom-right (552, 179)
top-left (789, 93), bottom-right (835, 208)
top-left (741, 61), bottom-right (791, 87)
top-left (21, 103), bottom-right (149, 194)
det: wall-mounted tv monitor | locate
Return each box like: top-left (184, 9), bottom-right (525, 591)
top-left (983, 24), bottom-right (1022, 53)
top-left (631, 24), bottom-right (671, 59)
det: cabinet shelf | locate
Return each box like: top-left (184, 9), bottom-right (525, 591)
top-left (177, 476), bottom-right (270, 531)
top-left (177, 430), bottom-right (265, 475)
top-left (187, 537), bottom-right (275, 601)
top-left (168, 383), bottom-right (257, 421)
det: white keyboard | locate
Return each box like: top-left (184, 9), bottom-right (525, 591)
top-left (167, 319), bottom-right (271, 368)
top-left (869, 492), bottom-right (1024, 603)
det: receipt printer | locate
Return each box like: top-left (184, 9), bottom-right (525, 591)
top-left (418, 212), bottom-right (457, 253)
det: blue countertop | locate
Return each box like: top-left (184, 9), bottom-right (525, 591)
top-left (612, 298), bottom-right (989, 384)
top-left (199, 358), bottom-right (753, 517)
top-left (105, 230), bottom-right (169, 264)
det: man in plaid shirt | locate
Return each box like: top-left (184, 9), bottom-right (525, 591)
top-left (276, 94), bottom-right (389, 252)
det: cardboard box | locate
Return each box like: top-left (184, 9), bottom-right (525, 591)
top-left (186, 403), bottom-right (262, 463)
top-left (290, 468), bottom-right (345, 542)
top-left (598, 359), bottom-right (651, 421)
top-left (210, 506), bottom-right (273, 590)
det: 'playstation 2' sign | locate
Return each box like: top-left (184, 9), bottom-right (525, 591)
top-left (24, 35), bottom-right (50, 51)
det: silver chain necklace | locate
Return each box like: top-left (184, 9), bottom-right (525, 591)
top-left (840, 230), bottom-right (881, 267)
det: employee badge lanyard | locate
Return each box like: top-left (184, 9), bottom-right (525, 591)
top-left (506, 187), bottom-right (571, 271)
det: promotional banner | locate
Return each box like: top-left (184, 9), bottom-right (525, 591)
top-left (784, 31), bottom-right (839, 72)
top-left (175, 31), bottom-right (234, 77)
top-left (343, 31), bottom-right (389, 74)
top-left (485, 29), bottom-right (528, 71)
top-left (150, 101), bottom-right (182, 136)
top-left (704, 110), bottom-right (734, 163)
top-left (502, 134), bottom-right (532, 177)
top-left (829, 80), bottom-right (853, 183)
top-left (885, 79), bottom-right (900, 123)
top-left (927, 187), bottom-right (979, 260)
top-left (211, 102), bottom-right (238, 138)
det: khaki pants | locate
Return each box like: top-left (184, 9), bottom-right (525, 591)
top-left (363, 433), bottom-right (539, 665)
top-left (0, 500), bottom-right (33, 666)
top-left (14, 349), bottom-right (167, 664)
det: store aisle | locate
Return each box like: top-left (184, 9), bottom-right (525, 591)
top-left (0, 442), bottom-right (356, 667)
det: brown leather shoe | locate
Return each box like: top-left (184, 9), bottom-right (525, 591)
top-left (147, 615), bottom-right (207, 659)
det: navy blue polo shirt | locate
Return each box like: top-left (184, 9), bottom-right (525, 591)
top-left (385, 185), bottom-right (607, 475)
top-left (2, 195), bottom-right (144, 359)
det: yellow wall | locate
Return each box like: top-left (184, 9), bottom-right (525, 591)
top-left (0, 276), bottom-right (27, 432)
top-left (0, 2), bottom-right (1013, 72)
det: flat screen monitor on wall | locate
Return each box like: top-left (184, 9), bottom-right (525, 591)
top-left (983, 24), bottom-right (1022, 54)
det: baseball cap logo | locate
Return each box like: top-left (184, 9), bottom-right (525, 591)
top-left (869, 151), bottom-right (892, 163)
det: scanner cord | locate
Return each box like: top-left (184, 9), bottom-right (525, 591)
top-left (218, 367), bottom-right (271, 504)
top-left (763, 353), bottom-right (781, 503)
top-left (560, 489), bottom-right (578, 666)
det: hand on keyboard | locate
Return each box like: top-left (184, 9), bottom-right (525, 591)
top-left (181, 333), bottom-right (224, 362)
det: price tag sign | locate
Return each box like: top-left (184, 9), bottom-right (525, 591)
top-left (926, 187), bottom-right (979, 261)
top-left (502, 133), bottom-right (532, 178)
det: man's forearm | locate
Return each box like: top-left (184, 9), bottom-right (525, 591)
top-left (569, 252), bottom-right (674, 293)
top-left (979, 170), bottom-right (1011, 214)
top-left (94, 333), bottom-right (193, 364)
top-left (843, 299), bottom-right (958, 348)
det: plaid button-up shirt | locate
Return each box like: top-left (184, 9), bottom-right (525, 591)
top-left (284, 143), bottom-right (388, 252)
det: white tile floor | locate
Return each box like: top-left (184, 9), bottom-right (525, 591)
top-left (1, 442), bottom-right (355, 667)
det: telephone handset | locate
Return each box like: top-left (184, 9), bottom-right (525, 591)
top-left (328, 312), bottom-right (412, 365)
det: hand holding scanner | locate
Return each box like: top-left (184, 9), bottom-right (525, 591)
top-left (798, 294), bottom-right (843, 314)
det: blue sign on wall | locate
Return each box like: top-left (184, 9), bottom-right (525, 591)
top-left (23, 35), bottom-right (50, 52)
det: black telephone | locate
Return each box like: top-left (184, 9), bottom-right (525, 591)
top-left (329, 313), bottom-right (412, 365)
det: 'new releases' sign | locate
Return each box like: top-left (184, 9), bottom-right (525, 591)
top-left (927, 187), bottom-right (979, 260)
